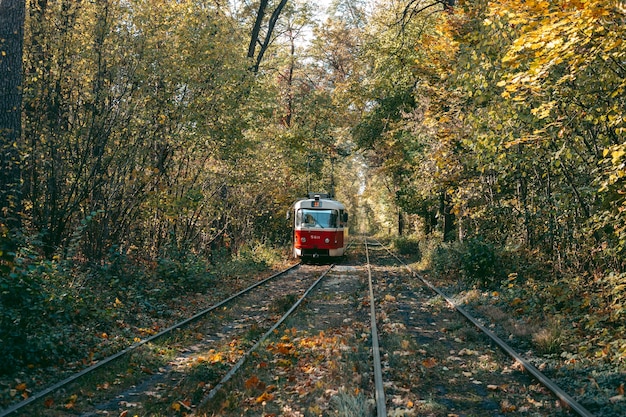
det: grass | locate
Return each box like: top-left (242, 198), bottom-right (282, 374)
top-left (330, 391), bottom-right (373, 416)
top-left (532, 322), bottom-right (564, 354)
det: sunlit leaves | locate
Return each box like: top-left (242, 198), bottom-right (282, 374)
top-left (597, 142), bottom-right (626, 250)
top-left (493, 0), bottom-right (625, 100)
top-left (487, 0), bottom-right (626, 253)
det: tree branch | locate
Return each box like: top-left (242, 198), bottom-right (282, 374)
top-left (252, 0), bottom-right (289, 73)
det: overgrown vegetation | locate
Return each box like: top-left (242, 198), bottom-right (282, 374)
top-left (0, 240), bottom-right (284, 376)
top-left (392, 236), bottom-right (421, 259)
top-left (426, 236), bottom-right (626, 363)
top-left (430, 238), bottom-right (505, 288)
top-left (351, 0), bottom-right (626, 367)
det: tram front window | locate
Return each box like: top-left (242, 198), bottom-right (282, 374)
top-left (297, 209), bottom-right (337, 228)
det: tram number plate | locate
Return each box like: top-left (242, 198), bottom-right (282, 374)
top-left (310, 235), bottom-right (321, 239)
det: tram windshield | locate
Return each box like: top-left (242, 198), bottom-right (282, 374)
top-left (296, 209), bottom-right (338, 228)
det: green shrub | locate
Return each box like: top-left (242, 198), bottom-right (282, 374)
top-left (0, 249), bottom-right (83, 372)
top-left (393, 236), bottom-right (421, 259)
top-left (430, 241), bottom-right (463, 280)
top-left (238, 242), bottom-right (284, 267)
top-left (460, 238), bottom-right (501, 288)
top-left (430, 238), bottom-right (505, 289)
top-left (157, 251), bottom-right (213, 292)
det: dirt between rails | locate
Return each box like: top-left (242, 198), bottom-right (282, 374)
top-left (194, 260), bottom-right (373, 416)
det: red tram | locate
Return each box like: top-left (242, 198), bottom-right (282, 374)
top-left (290, 193), bottom-right (348, 259)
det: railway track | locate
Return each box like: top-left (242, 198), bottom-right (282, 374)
top-left (0, 262), bottom-right (319, 416)
top-left (365, 238), bottom-right (591, 417)
top-left (2, 238), bottom-right (596, 416)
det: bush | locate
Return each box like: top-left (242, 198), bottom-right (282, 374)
top-left (460, 238), bottom-right (501, 288)
top-left (238, 242), bottom-right (284, 267)
top-left (0, 250), bottom-right (82, 372)
top-left (430, 241), bottom-right (463, 280)
top-left (430, 238), bottom-right (504, 289)
top-left (157, 251), bottom-right (213, 293)
top-left (393, 236), bottom-right (421, 259)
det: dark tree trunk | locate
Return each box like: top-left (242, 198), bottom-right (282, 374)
top-left (439, 191), bottom-right (455, 242)
top-left (248, 0), bottom-right (289, 73)
top-left (248, 0), bottom-right (269, 60)
top-left (0, 0), bottom-right (25, 230)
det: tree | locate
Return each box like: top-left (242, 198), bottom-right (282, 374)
top-left (348, 0), bottom-right (458, 237)
top-left (248, 0), bottom-right (290, 72)
top-left (0, 0), bottom-right (25, 231)
top-left (20, 0), bottom-right (257, 258)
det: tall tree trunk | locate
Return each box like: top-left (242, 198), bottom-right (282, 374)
top-left (0, 0), bottom-right (25, 230)
top-left (248, 0), bottom-right (269, 60)
top-left (439, 190), bottom-right (455, 242)
top-left (248, 0), bottom-right (289, 73)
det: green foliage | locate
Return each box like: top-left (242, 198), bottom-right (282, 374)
top-left (209, 243), bottom-right (285, 282)
top-left (430, 238), bottom-right (505, 289)
top-left (597, 143), bottom-right (626, 253)
top-left (0, 224), bottom-right (17, 276)
top-left (430, 242), bottom-right (463, 281)
top-left (459, 238), bottom-right (501, 288)
top-left (600, 272), bottom-right (626, 322)
top-left (238, 242), bottom-right (285, 268)
top-left (0, 243), bottom-right (82, 372)
top-left (393, 236), bottom-right (421, 259)
top-left (157, 251), bottom-right (213, 293)
top-left (352, 89), bottom-right (416, 150)
top-left (0, 236), bottom-right (287, 377)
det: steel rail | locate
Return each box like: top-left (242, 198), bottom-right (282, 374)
top-left (198, 263), bottom-right (335, 407)
top-left (373, 238), bottom-right (595, 417)
top-left (364, 238), bottom-right (388, 417)
top-left (0, 263), bottom-right (301, 417)
top-left (199, 238), bottom-right (355, 408)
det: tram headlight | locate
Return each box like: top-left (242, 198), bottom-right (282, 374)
top-left (324, 238), bottom-right (330, 244)
top-left (300, 237), bottom-right (306, 243)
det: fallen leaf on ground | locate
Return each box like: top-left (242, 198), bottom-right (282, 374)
top-left (256, 391), bottom-right (275, 403)
top-left (422, 357), bottom-right (437, 368)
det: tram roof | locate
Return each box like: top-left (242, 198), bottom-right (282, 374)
top-left (294, 194), bottom-right (345, 210)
